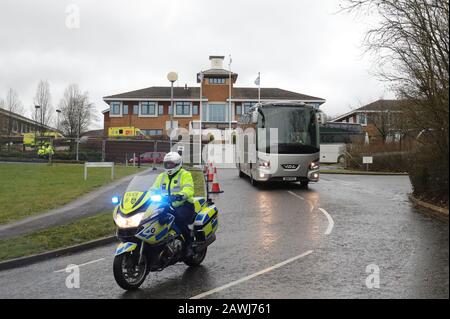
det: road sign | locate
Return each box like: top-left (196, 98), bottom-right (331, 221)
top-left (363, 156), bottom-right (373, 164)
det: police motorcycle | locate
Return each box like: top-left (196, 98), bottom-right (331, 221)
top-left (112, 173), bottom-right (219, 290)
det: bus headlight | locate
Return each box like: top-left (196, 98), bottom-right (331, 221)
top-left (258, 160), bottom-right (270, 168)
top-left (309, 161), bottom-right (320, 170)
top-left (114, 212), bottom-right (144, 228)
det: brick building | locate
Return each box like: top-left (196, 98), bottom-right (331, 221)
top-left (0, 107), bottom-right (54, 137)
top-left (102, 56), bottom-right (326, 137)
top-left (330, 99), bottom-right (410, 143)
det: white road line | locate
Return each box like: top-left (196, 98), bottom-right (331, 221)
top-left (190, 250), bottom-right (313, 299)
top-left (287, 191), bottom-right (305, 200)
top-left (288, 191), bottom-right (334, 235)
top-left (318, 208), bottom-right (334, 235)
top-left (53, 258), bottom-right (105, 273)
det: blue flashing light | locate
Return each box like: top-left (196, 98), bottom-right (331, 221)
top-left (151, 194), bottom-right (162, 202)
top-left (112, 196), bottom-right (120, 205)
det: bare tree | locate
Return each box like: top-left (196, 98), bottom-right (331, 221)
top-left (3, 88), bottom-right (23, 136)
top-left (341, 0), bottom-right (449, 146)
top-left (33, 80), bottom-right (53, 128)
top-left (342, 0), bottom-right (449, 202)
top-left (58, 84), bottom-right (94, 138)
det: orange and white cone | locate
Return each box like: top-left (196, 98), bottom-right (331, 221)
top-left (209, 171), bottom-right (224, 194)
top-left (207, 169), bottom-right (214, 182)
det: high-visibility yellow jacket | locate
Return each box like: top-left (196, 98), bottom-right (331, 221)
top-left (151, 168), bottom-right (194, 207)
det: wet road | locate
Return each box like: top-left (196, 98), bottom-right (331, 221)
top-left (0, 170), bottom-right (448, 298)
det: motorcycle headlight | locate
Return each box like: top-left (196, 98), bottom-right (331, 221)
top-left (114, 212), bottom-right (144, 228)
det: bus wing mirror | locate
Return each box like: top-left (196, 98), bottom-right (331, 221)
top-left (251, 112), bottom-right (258, 124)
top-left (317, 111), bottom-right (326, 124)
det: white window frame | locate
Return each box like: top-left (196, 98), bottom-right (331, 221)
top-left (205, 102), bottom-right (230, 123)
top-left (110, 101), bottom-right (123, 117)
top-left (139, 101), bottom-right (158, 118)
top-left (357, 113), bottom-right (368, 126)
top-left (174, 101), bottom-right (192, 118)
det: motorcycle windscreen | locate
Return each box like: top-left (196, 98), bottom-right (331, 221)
top-left (121, 174), bottom-right (155, 213)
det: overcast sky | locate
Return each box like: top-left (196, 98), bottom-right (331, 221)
top-left (0, 0), bottom-right (394, 129)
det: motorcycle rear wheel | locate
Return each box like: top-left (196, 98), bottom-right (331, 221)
top-left (113, 252), bottom-right (148, 290)
top-left (184, 247), bottom-right (207, 267)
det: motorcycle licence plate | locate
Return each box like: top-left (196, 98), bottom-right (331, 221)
top-left (283, 177), bottom-right (297, 181)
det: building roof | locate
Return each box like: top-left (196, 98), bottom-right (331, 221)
top-left (103, 86), bottom-right (325, 103)
top-left (331, 99), bottom-right (409, 122)
top-left (81, 129), bottom-right (104, 137)
top-left (233, 87), bottom-right (324, 101)
top-left (0, 107), bottom-right (56, 130)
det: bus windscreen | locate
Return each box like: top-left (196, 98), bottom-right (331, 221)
top-left (257, 106), bottom-right (319, 154)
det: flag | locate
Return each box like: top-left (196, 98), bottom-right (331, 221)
top-left (197, 72), bottom-right (204, 83)
top-left (254, 73), bottom-right (260, 86)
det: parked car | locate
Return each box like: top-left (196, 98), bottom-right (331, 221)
top-left (129, 152), bottom-right (166, 164)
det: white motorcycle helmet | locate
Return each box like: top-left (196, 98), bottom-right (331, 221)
top-left (163, 152), bottom-right (183, 176)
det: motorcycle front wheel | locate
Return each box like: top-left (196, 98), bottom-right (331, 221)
top-left (113, 252), bottom-right (148, 290)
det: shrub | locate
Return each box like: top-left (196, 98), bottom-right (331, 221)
top-left (346, 143), bottom-right (409, 172)
top-left (407, 144), bottom-right (449, 207)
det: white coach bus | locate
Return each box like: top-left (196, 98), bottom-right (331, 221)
top-left (235, 102), bottom-right (321, 187)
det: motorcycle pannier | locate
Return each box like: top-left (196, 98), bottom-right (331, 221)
top-left (193, 204), bottom-right (218, 242)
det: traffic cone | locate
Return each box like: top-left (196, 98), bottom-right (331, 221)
top-left (209, 171), bottom-right (224, 194)
top-left (207, 169), bottom-right (214, 182)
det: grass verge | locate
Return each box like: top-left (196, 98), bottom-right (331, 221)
top-left (0, 163), bottom-right (141, 224)
top-left (0, 169), bottom-right (206, 261)
top-left (0, 212), bottom-right (115, 261)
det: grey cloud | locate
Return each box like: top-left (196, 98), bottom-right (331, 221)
top-left (0, 0), bottom-right (392, 128)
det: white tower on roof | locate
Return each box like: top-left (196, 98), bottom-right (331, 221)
top-left (209, 56), bottom-right (225, 69)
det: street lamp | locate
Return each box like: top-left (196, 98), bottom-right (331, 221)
top-left (167, 71), bottom-right (178, 148)
top-left (56, 109), bottom-right (61, 131)
top-left (34, 105), bottom-right (41, 150)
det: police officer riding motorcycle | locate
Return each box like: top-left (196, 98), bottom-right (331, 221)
top-left (112, 151), bottom-right (219, 290)
top-left (151, 152), bottom-right (196, 254)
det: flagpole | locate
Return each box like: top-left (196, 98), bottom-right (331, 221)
top-left (199, 71), bottom-right (203, 166)
top-left (228, 55), bottom-right (232, 131)
top-left (258, 72), bottom-right (261, 104)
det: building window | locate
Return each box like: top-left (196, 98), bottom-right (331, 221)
top-left (158, 105), bottom-right (164, 115)
top-left (192, 105), bottom-right (199, 115)
top-left (141, 129), bottom-right (163, 136)
top-left (357, 113), bottom-right (367, 125)
top-left (242, 102), bottom-right (256, 114)
top-left (175, 102), bottom-right (191, 116)
top-left (208, 103), bottom-right (227, 122)
top-left (208, 78), bottom-right (226, 84)
top-left (123, 104), bottom-right (129, 115)
top-left (169, 105), bottom-right (173, 115)
top-left (236, 104), bottom-right (242, 115)
top-left (140, 102), bottom-right (157, 116)
top-left (110, 102), bottom-right (121, 116)
top-left (133, 105), bottom-right (139, 115)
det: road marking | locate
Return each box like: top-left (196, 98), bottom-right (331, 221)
top-left (288, 191), bottom-right (334, 235)
top-left (53, 258), bottom-right (105, 273)
top-left (190, 250), bottom-right (313, 299)
top-left (288, 191), bottom-right (305, 200)
top-left (319, 208), bottom-right (334, 235)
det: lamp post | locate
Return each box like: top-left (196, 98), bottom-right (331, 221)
top-left (167, 71), bottom-right (178, 148)
top-left (34, 105), bottom-right (41, 150)
top-left (56, 109), bottom-right (61, 131)
top-left (76, 108), bottom-right (81, 162)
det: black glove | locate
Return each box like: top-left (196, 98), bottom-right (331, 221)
top-left (170, 194), bottom-right (184, 202)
